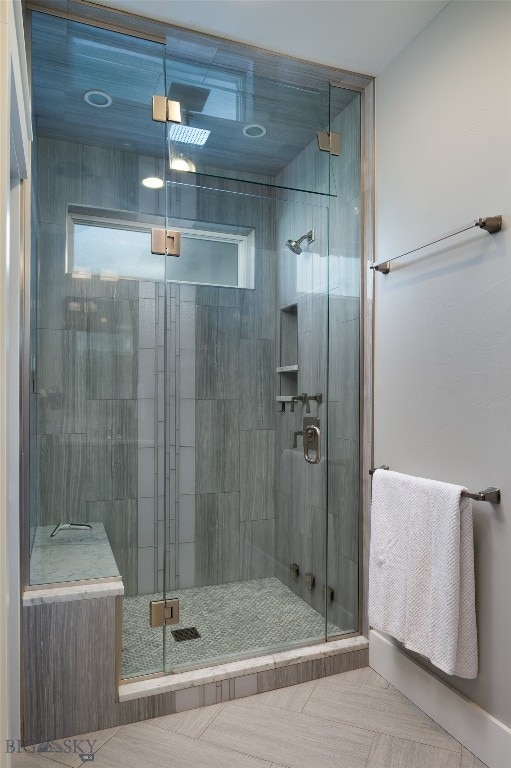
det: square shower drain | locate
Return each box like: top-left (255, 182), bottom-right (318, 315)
top-left (171, 627), bottom-right (201, 642)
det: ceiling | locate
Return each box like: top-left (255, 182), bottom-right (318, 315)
top-left (90, 0), bottom-right (450, 77)
top-left (31, 0), bottom-right (449, 183)
top-left (31, 9), bottom-right (358, 183)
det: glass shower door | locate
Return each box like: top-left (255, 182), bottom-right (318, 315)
top-left (326, 84), bottom-right (362, 636)
top-left (160, 25), bottom-right (362, 674)
top-left (161, 171), bottom-right (335, 671)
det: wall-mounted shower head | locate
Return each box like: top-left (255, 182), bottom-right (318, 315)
top-left (285, 228), bottom-right (315, 255)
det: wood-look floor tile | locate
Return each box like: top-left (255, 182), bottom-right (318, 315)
top-left (303, 680), bottom-right (460, 752)
top-left (12, 756), bottom-right (68, 768)
top-left (239, 680), bottom-right (318, 712)
top-left (366, 734), bottom-right (461, 768)
top-left (91, 721), bottom-right (271, 768)
top-left (147, 703), bottom-right (224, 738)
top-left (315, 668), bottom-right (389, 690)
top-left (200, 699), bottom-right (374, 768)
top-left (461, 747), bottom-right (488, 767)
top-left (18, 727), bottom-right (122, 768)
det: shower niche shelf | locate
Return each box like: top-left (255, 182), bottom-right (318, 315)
top-left (278, 304), bottom-right (299, 406)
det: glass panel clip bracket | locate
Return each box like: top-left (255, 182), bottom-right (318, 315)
top-left (152, 95), bottom-right (182, 124)
top-left (151, 229), bottom-right (181, 257)
top-left (149, 598), bottom-right (180, 627)
top-left (317, 131), bottom-right (341, 155)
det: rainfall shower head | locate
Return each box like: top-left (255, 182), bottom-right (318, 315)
top-left (285, 229), bottom-right (315, 255)
top-left (169, 123), bottom-right (210, 146)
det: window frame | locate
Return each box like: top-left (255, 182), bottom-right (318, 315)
top-left (66, 204), bottom-right (255, 289)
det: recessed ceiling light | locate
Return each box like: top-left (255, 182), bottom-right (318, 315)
top-left (170, 157), bottom-right (196, 173)
top-left (142, 177), bottom-right (164, 189)
top-left (84, 90), bottom-right (112, 108)
top-left (243, 123), bottom-right (266, 138)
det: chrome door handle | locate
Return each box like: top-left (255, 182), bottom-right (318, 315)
top-left (303, 425), bottom-right (321, 464)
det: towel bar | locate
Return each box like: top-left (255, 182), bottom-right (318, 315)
top-left (370, 215), bottom-right (502, 274)
top-left (369, 466), bottom-right (501, 504)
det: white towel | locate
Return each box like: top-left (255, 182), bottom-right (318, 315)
top-left (369, 469), bottom-right (478, 678)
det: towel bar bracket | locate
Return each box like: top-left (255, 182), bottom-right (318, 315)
top-left (369, 467), bottom-right (501, 504)
top-left (462, 487), bottom-right (501, 504)
top-left (477, 216), bottom-right (502, 234)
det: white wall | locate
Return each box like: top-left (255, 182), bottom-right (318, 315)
top-left (374, 0), bottom-right (511, 727)
top-left (0, 1), bottom-right (31, 763)
top-left (93, 0), bottom-right (448, 76)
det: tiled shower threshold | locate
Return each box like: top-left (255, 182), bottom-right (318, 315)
top-left (119, 635), bottom-right (369, 702)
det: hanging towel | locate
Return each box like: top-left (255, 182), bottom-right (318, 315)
top-left (368, 469), bottom-right (478, 678)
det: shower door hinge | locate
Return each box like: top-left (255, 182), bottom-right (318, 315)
top-left (317, 131), bottom-right (341, 156)
top-left (152, 95), bottom-right (182, 124)
top-left (149, 598), bottom-right (180, 627)
top-left (151, 229), bottom-right (181, 257)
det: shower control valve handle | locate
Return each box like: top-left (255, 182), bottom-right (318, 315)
top-left (290, 392), bottom-right (309, 412)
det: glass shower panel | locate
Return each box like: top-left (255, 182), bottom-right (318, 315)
top-left (28, 11), bottom-right (362, 685)
top-left (326, 85), bottom-right (362, 636)
top-left (165, 26), bottom-right (334, 195)
top-left (29, 11), bottom-right (168, 678)
top-left (162, 173), bottom-right (340, 671)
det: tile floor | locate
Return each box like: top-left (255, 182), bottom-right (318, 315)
top-left (12, 668), bottom-right (487, 768)
top-left (122, 577), bottom-right (343, 678)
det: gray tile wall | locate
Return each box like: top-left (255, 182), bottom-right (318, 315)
top-left (187, 177), bottom-right (277, 588)
top-left (34, 93), bottom-right (360, 622)
top-left (34, 137), bottom-right (167, 596)
top-left (34, 139), bottom-right (278, 600)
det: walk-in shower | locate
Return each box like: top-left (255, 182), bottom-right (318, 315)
top-left (26, 9), bottom-right (362, 682)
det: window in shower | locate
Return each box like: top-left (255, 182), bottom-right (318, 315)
top-left (66, 206), bottom-right (255, 288)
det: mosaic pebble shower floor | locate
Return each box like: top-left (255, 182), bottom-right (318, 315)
top-left (122, 577), bottom-right (343, 678)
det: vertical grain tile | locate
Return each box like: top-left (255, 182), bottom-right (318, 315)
top-left (234, 674), bottom-right (258, 699)
top-left (240, 430), bottom-right (275, 521)
top-left (240, 519), bottom-right (275, 580)
top-left (178, 494), bottom-right (195, 543)
top-left (83, 499), bottom-right (138, 595)
top-left (138, 546), bottom-right (156, 595)
top-left (178, 542), bottom-right (196, 588)
top-left (38, 434), bottom-right (87, 524)
top-left (195, 492), bottom-right (241, 585)
top-left (196, 305), bottom-right (240, 400)
top-left (112, 400), bottom-right (137, 500)
top-left (239, 339), bottom-right (275, 430)
top-left (196, 400), bottom-right (240, 493)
